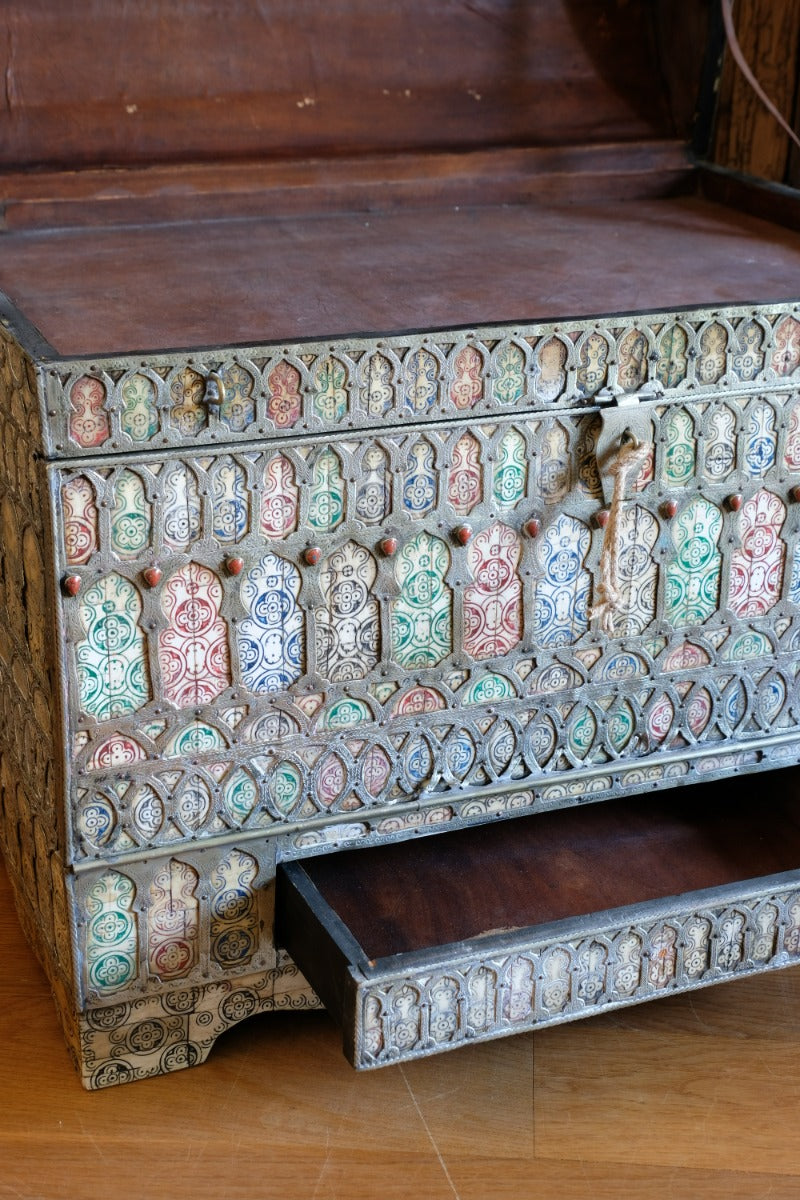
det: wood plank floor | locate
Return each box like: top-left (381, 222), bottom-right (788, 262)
top-left (2, 853), bottom-right (800, 1200)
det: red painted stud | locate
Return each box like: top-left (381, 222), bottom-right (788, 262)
top-left (303, 546), bottom-right (322, 565)
top-left (62, 574), bottom-right (82, 597)
top-left (595, 508), bottom-right (611, 529)
top-left (226, 556), bottom-right (245, 576)
top-left (454, 524), bottom-right (473, 545)
top-left (379, 537), bottom-right (398, 557)
top-left (727, 493), bottom-right (744, 512)
top-left (142, 566), bottom-right (162, 588)
top-left (524, 518), bottom-right (541, 538)
top-left (661, 499), bottom-right (679, 519)
top-left (791, 485), bottom-right (800, 503)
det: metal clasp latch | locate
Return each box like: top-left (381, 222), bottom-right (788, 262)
top-left (202, 370), bottom-right (226, 420)
top-left (595, 383), bottom-right (662, 504)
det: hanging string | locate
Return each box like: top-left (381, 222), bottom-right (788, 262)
top-left (590, 434), bottom-right (653, 636)
top-left (721, 0), bottom-right (800, 157)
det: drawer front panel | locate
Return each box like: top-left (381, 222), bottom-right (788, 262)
top-left (56, 379), bottom-right (800, 866)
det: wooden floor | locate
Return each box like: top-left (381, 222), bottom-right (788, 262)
top-left (3, 855), bottom-right (800, 1200)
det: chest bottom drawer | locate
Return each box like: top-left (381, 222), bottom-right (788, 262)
top-left (276, 766), bottom-right (800, 1068)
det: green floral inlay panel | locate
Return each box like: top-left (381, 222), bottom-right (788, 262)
top-left (493, 428), bottom-right (527, 508)
top-left (110, 470), bottom-right (151, 559)
top-left (663, 409), bottom-right (696, 485)
top-left (665, 498), bottom-right (723, 625)
top-left (493, 343), bottom-right (526, 405)
top-left (391, 531), bottom-right (452, 668)
top-left (312, 357), bottom-right (348, 423)
top-left (76, 573), bottom-right (150, 720)
top-left (308, 448), bottom-right (345, 531)
top-left (85, 870), bottom-right (138, 994)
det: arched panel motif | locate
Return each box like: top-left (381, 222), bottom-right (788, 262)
top-left (120, 373), bottom-right (159, 442)
top-left (656, 325), bottom-right (688, 388)
top-left (147, 859), bottom-right (199, 981)
top-left (238, 554), bottom-right (304, 693)
top-left (403, 439), bottom-right (437, 517)
top-left (577, 333), bottom-right (609, 396)
top-left (729, 490), bottom-right (786, 617)
top-left (617, 329), bottom-right (648, 391)
top-left (361, 352), bottom-right (394, 417)
top-left (448, 432), bottom-right (482, 516)
top-left (77, 573), bottom-right (150, 720)
top-left (698, 322), bottom-right (728, 384)
top-left (62, 475), bottom-right (98, 565)
top-left (266, 361), bottom-right (302, 429)
top-left (533, 514), bottom-right (591, 646)
top-left (403, 348), bottom-right (438, 413)
top-left (665, 499), bottom-right (722, 625)
top-left (211, 457), bottom-right (248, 543)
top-left (312, 357), bottom-right (348, 423)
top-left (391, 532), bottom-right (452, 668)
top-left (170, 366), bottom-right (207, 437)
top-left (575, 415), bottom-right (602, 499)
top-left (535, 337), bottom-right (567, 402)
top-left (610, 504), bottom-right (659, 636)
top-left (540, 422), bottom-right (571, 502)
top-left (493, 343), bottom-right (526, 405)
top-left (162, 461), bottom-right (201, 552)
top-left (732, 320), bottom-right (765, 381)
top-left (86, 870), bottom-right (138, 994)
top-left (744, 399), bottom-right (777, 477)
top-left (159, 563), bottom-right (231, 706)
top-left (111, 470), bottom-right (151, 559)
top-left (784, 400), bottom-right (800, 472)
top-left (261, 454), bottom-right (299, 538)
top-left (308, 448), bottom-right (344, 532)
top-left (663, 409), bottom-right (695, 486)
top-left (463, 522), bottom-right (522, 659)
top-left (450, 346), bottom-right (483, 409)
top-left (315, 541), bottom-right (380, 681)
top-left (210, 850), bottom-right (259, 969)
top-left (771, 316), bottom-right (800, 376)
top-left (356, 445), bottom-right (390, 524)
top-left (493, 428), bottom-right (527, 508)
top-left (219, 362), bottom-right (255, 431)
top-left (704, 405), bottom-right (736, 479)
top-left (69, 376), bottom-right (109, 448)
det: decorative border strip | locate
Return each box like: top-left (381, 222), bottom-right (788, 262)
top-left (348, 876), bottom-right (800, 1069)
top-left (41, 301), bottom-right (800, 459)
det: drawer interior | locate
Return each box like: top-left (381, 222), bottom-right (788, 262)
top-left (276, 765), bottom-right (800, 1065)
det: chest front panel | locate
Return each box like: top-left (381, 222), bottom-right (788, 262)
top-left (52, 308), bottom-right (800, 874)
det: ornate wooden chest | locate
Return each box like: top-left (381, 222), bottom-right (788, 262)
top-left (4, 0), bottom-right (800, 1087)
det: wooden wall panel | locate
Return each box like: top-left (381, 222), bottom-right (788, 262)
top-left (712, 0), bottom-right (800, 182)
top-left (0, 0), bottom-right (676, 170)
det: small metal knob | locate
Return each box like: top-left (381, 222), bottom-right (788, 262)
top-left (225, 556), bottom-right (245, 576)
top-left (62, 574), bottom-right (82, 597)
top-left (727, 493), bottom-right (744, 512)
top-left (454, 524), bottom-right (473, 545)
top-left (379, 537), bottom-right (398, 557)
top-left (661, 499), bottom-right (679, 519)
top-left (524, 518), bottom-right (541, 538)
top-left (303, 546), bottom-right (322, 565)
top-left (595, 508), bottom-right (610, 529)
